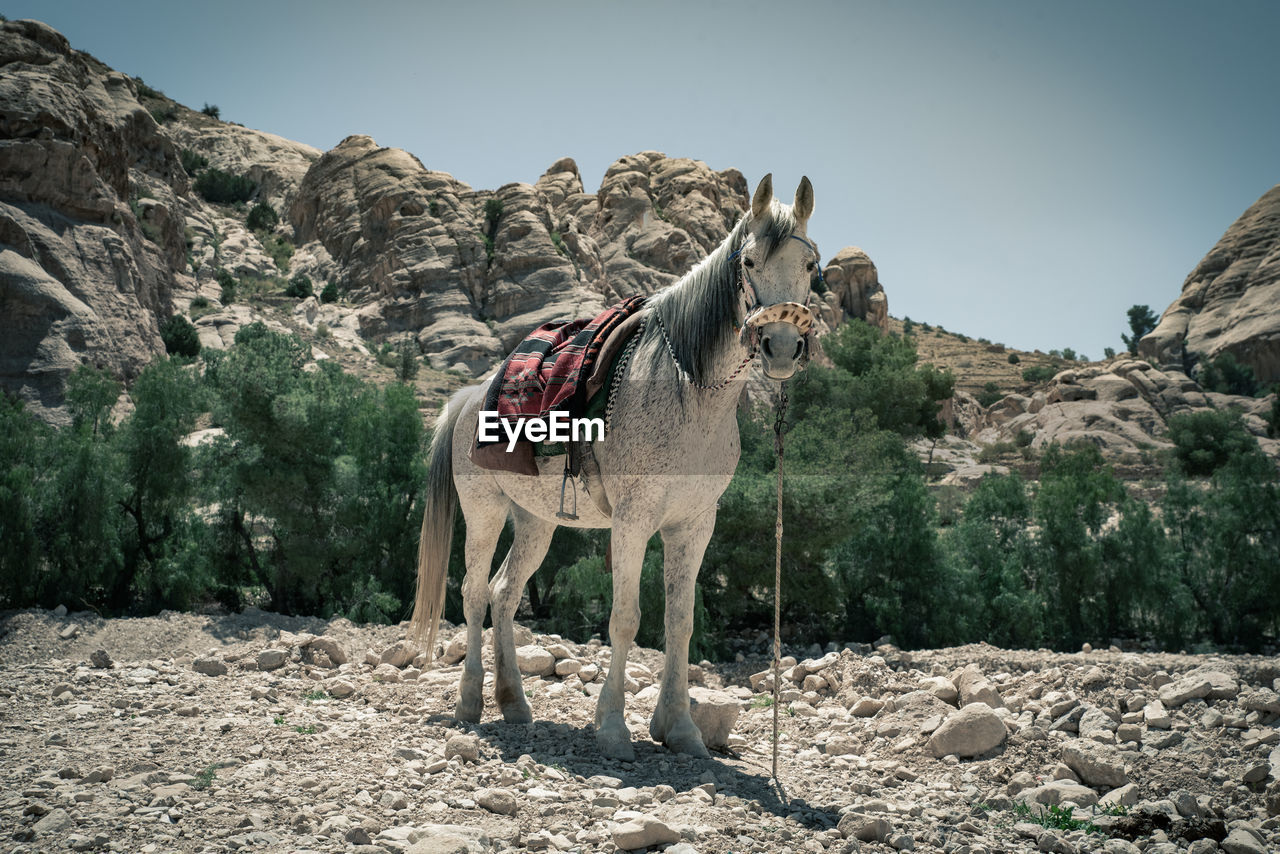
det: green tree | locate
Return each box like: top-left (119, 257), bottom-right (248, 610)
top-left (1121, 304), bottom-right (1158, 353)
top-left (0, 396), bottom-right (47, 607)
top-left (160, 315), bottom-right (201, 358)
top-left (246, 203), bottom-right (278, 233)
top-left (1166, 409), bottom-right (1259, 477)
top-left (1197, 351), bottom-right (1259, 397)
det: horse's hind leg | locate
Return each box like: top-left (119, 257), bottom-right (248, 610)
top-left (489, 508), bottom-right (556, 724)
top-left (455, 491), bottom-right (509, 723)
top-left (649, 511), bottom-right (715, 758)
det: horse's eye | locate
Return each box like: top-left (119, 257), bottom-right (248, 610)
top-left (806, 261), bottom-right (815, 272)
top-left (743, 257), bottom-right (755, 269)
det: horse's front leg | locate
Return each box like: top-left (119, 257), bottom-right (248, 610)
top-left (649, 510), bottom-right (715, 758)
top-left (489, 509), bottom-right (556, 723)
top-left (595, 520), bottom-right (652, 761)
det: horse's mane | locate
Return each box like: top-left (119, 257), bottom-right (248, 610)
top-left (647, 200), bottom-right (798, 386)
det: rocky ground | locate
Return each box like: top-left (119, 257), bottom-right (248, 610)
top-left (2, 608), bottom-right (1278, 854)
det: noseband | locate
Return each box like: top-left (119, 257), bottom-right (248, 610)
top-left (730, 234), bottom-right (820, 355)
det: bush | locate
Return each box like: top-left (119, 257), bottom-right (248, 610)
top-left (284, 275), bottom-right (313, 299)
top-left (194, 169), bottom-right (257, 204)
top-left (215, 268), bottom-right (236, 304)
top-left (246, 203), bottom-right (278, 233)
top-left (394, 336), bottom-right (419, 383)
top-left (1104, 347), bottom-right (1116, 360)
top-left (1061, 347), bottom-right (1077, 362)
top-left (1007, 353), bottom-right (1020, 365)
top-left (1022, 364), bottom-right (1056, 384)
top-left (484, 197), bottom-right (504, 224)
top-left (1166, 409), bottom-right (1259, 477)
top-left (149, 103), bottom-right (178, 124)
top-left (180, 149), bottom-right (208, 176)
top-left (1197, 351), bottom-right (1259, 397)
top-left (320, 281), bottom-right (339, 304)
top-left (160, 315), bottom-right (201, 358)
top-left (134, 78), bottom-right (162, 99)
top-left (977, 382), bottom-right (1003, 408)
top-left (201, 103), bottom-right (220, 119)
top-left (260, 232), bottom-right (293, 272)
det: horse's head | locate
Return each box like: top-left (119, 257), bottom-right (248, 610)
top-left (736, 174), bottom-right (818, 381)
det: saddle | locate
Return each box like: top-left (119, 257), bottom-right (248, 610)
top-left (468, 297), bottom-right (647, 496)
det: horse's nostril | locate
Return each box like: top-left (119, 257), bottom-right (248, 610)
top-left (761, 336), bottom-right (773, 358)
top-left (793, 339), bottom-right (804, 360)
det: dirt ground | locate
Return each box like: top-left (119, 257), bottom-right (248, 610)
top-left (2, 607), bottom-right (1278, 854)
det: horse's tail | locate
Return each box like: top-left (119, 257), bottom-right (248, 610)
top-left (411, 391), bottom-right (464, 662)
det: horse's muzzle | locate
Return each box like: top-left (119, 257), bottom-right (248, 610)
top-left (758, 320), bottom-right (808, 380)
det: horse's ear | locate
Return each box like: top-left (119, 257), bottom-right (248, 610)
top-left (751, 173), bottom-right (774, 220)
top-left (794, 176), bottom-right (814, 222)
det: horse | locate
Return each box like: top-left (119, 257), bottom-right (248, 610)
top-left (411, 173), bottom-right (819, 760)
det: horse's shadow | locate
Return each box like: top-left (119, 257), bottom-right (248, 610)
top-left (425, 713), bottom-right (840, 832)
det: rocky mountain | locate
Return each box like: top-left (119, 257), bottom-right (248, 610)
top-left (0, 18), bottom-right (887, 420)
top-left (1141, 184), bottom-right (1280, 384)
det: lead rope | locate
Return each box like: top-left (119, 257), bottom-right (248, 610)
top-left (771, 383), bottom-right (789, 803)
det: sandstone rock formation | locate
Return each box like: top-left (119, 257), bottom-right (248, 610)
top-left (0, 19), bottom-right (186, 422)
top-left (964, 359), bottom-right (1278, 456)
top-left (1141, 184), bottom-right (1280, 384)
top-left (2, 18), bottom-right (888, 417)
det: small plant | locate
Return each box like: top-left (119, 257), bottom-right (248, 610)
top-left (1014, 428), bottom-right (1035, 448)
top-left (1022, 364), bottom-right (1057, 384)
top-left (429, 199), bottom-right (441, 217)
top-left (294, 724), bottom-right (317, 734)
top-left (304, 689), bottom-right (328, 702)
top-left (194, 169), bottom-right (257, 204)
top-left (1095, 802), bottom-right (1129, 817)
top-left (479, 232), bottom-right (495, 263)
top-left (246, 203), bottom-right (278, 233)
top-left (955, 333), bottom-right (970, 343)
top-left (201, 103), bottom-right (221, 119)
top-left (315, 322), bottom-right (331, 340)
top-left (191, 765), bottom-right (216, 791)
top-left (180, 149), bottom-right (209, 176)
top-left (750, 695), bottom-right (774, 708)
top-left (160, 314), bottom-right (201, 357)
top-left (273, 715), bottom-right (285, 726)
top-left (921, 322), bottom-right (932, 333)
top-left (260, 233), bottom-right (294, 272)
top-left (134, 78), bottom-right (162, 99)
top-left (550, 230), bottom-right (567, 256)
top-left (902, 318), bottom-right (915, 337)
top-left (149, 103), bottom-right (178, 124)
top-left (216, 268), bottom-right (237, 304)
top-left (285, 275), bottom-right (313, 299)
top-left (320, 281), bottom-right (339, 304)
top-left (1011, 802), bottom-right (1097, 833)
top-left (1007, 352), bottom-right (1021, 365)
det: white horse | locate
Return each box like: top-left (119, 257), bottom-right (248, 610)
top-left (412, 174), bottom-right (818, 760)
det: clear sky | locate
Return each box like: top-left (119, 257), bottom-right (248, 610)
top-left (12, 0), bottom-right (1280, 358)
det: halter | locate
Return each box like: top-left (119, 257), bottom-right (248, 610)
top-left (730, 234), bottom-right (820, 354)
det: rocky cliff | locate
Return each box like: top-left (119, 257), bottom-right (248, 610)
top-left (1141, 184), bottom-right (1280, 384)
top-left (0, 19), bottom-right (889, 414)
top-left (0, 19), bottom-right (190, 422)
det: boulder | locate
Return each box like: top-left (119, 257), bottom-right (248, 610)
top-left (611, 814), bottom-right (678, 850)
top-left (1062, 740), bottom-right (1128, 787)
top-left (929, 703), bottom-right (1007, 758)
top-left (515, 645), bottom-right (556, 677)
top-left (955, 665), bottom-right (1004, 709)
top-left (688, 687), bottom-right (741, 749)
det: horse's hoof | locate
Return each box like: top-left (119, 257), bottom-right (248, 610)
top-left (455, 702), bottom-right (482, 724)
top-left (500, 703), bottom-right (533, 724)
top-left (664, 722), bottom-right (710, 759)
top-left (598, 734), bottom-right (636, 762)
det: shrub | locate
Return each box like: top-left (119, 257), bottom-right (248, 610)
top-left (134, 78), bottom-right (162, 99)
top-left (246, 203), bottom-right (278, 233)
top-left (1166, 409), bottom-right (1259, 477)
top-left (484, 197), bottom-right (504, 224)
top-left (160, 315), bottom-right (201, 358)
top-left (180, 149), bottom-right (208, 176)
top-left (149, 103), bottom-right (178, 124)
top-left (215, 268), bottom-right (236, 304)
top-left (1061, 347), bottom-right (1077, 361)
top-left (194, 169), bottom-right (257, 204)
top-left (320, 281), bottom-right (339, 304)
top-left (201, 103), bottom-right (220, 119)
top-left (1104, 347), bottom-right (1116, 360)
top-left (1197, 351), bottom-right (1259, 397)
top-left (902, 318), bottom-right (915, 336)
top-left (1007, 353), bottom-right (1020, 365)
top-left (1022, 364), bottom-right (1056, 384)
top-left (394, 336), bottom-right (419, 383)
top-left (977, 382), bottom-right (1003, 408)
top-left (284, 275), bottom-right (313, 299)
